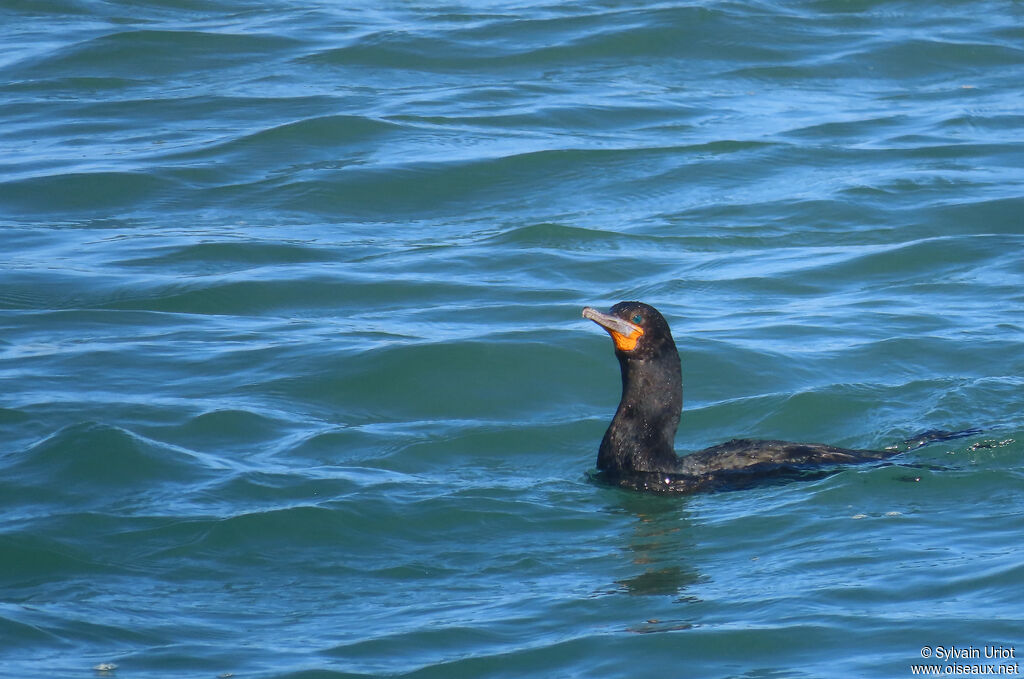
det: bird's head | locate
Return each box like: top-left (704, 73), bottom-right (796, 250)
top-left (582, 301), bottom-right (676, 360)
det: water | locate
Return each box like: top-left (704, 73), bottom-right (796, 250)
top-left (2, 1), bottom-right (1022, 677)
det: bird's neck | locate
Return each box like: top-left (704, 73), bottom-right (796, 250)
top-left (597, 349), bottom-right (682, 474)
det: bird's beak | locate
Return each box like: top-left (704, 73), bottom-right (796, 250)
top-left (582, 307), bottom-right (644, 352)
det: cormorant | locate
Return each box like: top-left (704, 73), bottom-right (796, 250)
top-left (583, 301), bottom-right (972, 492)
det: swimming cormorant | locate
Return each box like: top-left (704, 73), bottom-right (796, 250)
top-left (583, 301), bottom-right (971, 492)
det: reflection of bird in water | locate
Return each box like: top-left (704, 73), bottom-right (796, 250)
top-left (613, 493), bottom-right (701, 607)
top-left (583, 301), bottom-right (978, 493)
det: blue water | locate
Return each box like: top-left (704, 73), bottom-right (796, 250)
top-left (1, 1), bottom-right (1022, 677)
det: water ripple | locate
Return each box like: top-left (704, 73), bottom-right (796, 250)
top-left (2, 1), bottom-right (1023, 677)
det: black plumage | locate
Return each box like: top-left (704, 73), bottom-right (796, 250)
top-left (583, 301), bottom-right (969, 493)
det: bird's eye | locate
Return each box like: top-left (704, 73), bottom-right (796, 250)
top-left (632, 314), bottom-right (643, 325)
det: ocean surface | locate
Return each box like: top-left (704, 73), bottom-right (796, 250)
top-left (1, 1), bottom-right (1022, 677)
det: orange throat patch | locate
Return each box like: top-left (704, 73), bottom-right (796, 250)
top-left (611, 326), bottom-right (643, 352)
